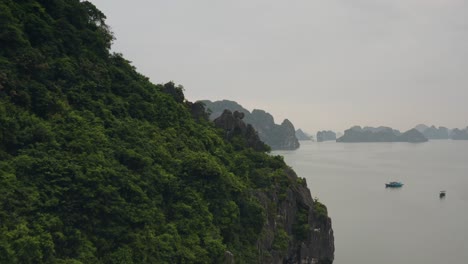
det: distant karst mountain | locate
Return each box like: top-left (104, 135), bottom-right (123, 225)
top-left (337, 126), bottom-right (428, 143)
top-left (200, 100), bottom-right (300, 150)
top-left (414, 124), bottom-right (450, 139)
top-left (415, 124), bottom-right (468, 140)
top-left (296, 129), bottom-right (313, 141)
top-left (317, 131), bottom-right (336, 142)
top-left (450, 127), bottom-right (468, 140)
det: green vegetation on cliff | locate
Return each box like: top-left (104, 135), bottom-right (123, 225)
top-left (0, 1), bottom-right (333, 263)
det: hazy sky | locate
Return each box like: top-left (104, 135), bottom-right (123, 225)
top-left (90, 0), bottom-right (468, 133)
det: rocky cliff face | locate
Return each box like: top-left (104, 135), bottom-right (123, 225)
top-left (277, 119), bottom-right (301, 150)
top-left (202, 100), bottom-right (300, 150)
top-left (214, 110), bottom-right (269, 151)
top-left (415, 124), bottom-right (468, 140)
top-left (205, 100), bottom-right (251, 120)
top-left (214, 111), bottom-right (334, 264)
top-left (415, 124), bottom-right (449, 139)
top-left (399, 128), bottom-right (429, 143)
top-left (296, 129), bottom-right (312, 141)
top-left (255, 169), bottom-right (334, 264)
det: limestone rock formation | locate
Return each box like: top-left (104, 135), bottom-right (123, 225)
top-left (337, 126), bottom-right (428, 143)
top-left (316, 131), bottom-right (336, 142)
top-left (278, 119), bottom-right (301, 150)
top-left (255, 168), bottom-right (334, 264)
top-left (214, 110), bottom-right (269, 151)
top-left (201, 100), bottom-right (300, 150)
top-left (214, 110), bottom-right (335, 264)
top-left (296, 129), bottom-right (313, 141)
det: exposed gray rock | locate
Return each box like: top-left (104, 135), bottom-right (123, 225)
top-left (255, 168), bottom-right (334, 264)
top-left (201, 100), bottom-right (300, 150)
top-left (213, 110), bottom-right (334, 263)
top-left (214, 109), bottom-right (269, 151)
top-left (279, 119), bottom-right (301, 149)
top-left (296, 129), bottom-right (313, 141)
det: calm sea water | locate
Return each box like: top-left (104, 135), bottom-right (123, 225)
top-left (273, 140), bottom-right (468, 264)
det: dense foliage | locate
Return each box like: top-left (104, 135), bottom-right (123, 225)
top-left (0, 1), bottom-right (306, 263)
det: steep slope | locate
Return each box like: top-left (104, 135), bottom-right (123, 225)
top-left (296, 129), bottom-right (312, 141)
top-left (213, 110), bottom-right (334, 263)
top-left (201, 100), bottom-right (300, 150)
top-left (0, 1), bottom-right (333, 263)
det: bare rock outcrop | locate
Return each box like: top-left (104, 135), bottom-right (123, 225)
top-left (214, 109), bottom-right (269, 151)
top-left (255, 168), bottom-right (334, 264)
top-left (214, 111), bottom-right (334, 263)
top-left (202, 100), bottom-right (300, 150)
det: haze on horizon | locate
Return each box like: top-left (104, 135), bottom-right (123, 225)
top-left (90, 0), bottom-right (468, 133)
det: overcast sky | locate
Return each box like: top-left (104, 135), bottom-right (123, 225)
top-left (90, 0), bottom-right (468, 133)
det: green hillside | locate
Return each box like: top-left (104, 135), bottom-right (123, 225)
top-left (0, 1), bottom-right (333, 263)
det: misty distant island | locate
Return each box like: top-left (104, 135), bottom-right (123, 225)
top-left (337, 126), bottom-right (428, 143)
top-left (200, 100), bottom-right (300, 150)
top-left (415, 124), bottom-right (468, 140)
top-left (414, 124), bottom-right (449, 139)
top-left (317, 131), bottom-right (337, 142)
top-left (296, 129), bottom-right (313, 141)
top-left (451, 127), bottom-right (468, 140)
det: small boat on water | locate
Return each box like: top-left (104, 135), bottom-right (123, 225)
top-left (385, 181), bottom-right (403, 188)
top-left (440, 191), bottom-right (446, 198)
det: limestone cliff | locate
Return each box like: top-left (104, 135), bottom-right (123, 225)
top-left (202, 100), bottom-right (300, 150)
top-left (414, 124), bottom-right (449, 139)
top-left (277, 119), bottom-right (301, 150)
top-left (214, 110), bottom-right (269, 151)
top-left (337, 126), bottom-right (428, 143)
top-left (255, 169), bottom-right (334, 264)
top-left (296, 129), bottom-right (313, 141)
top-left (214, 111), bottom-right (334, 264)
